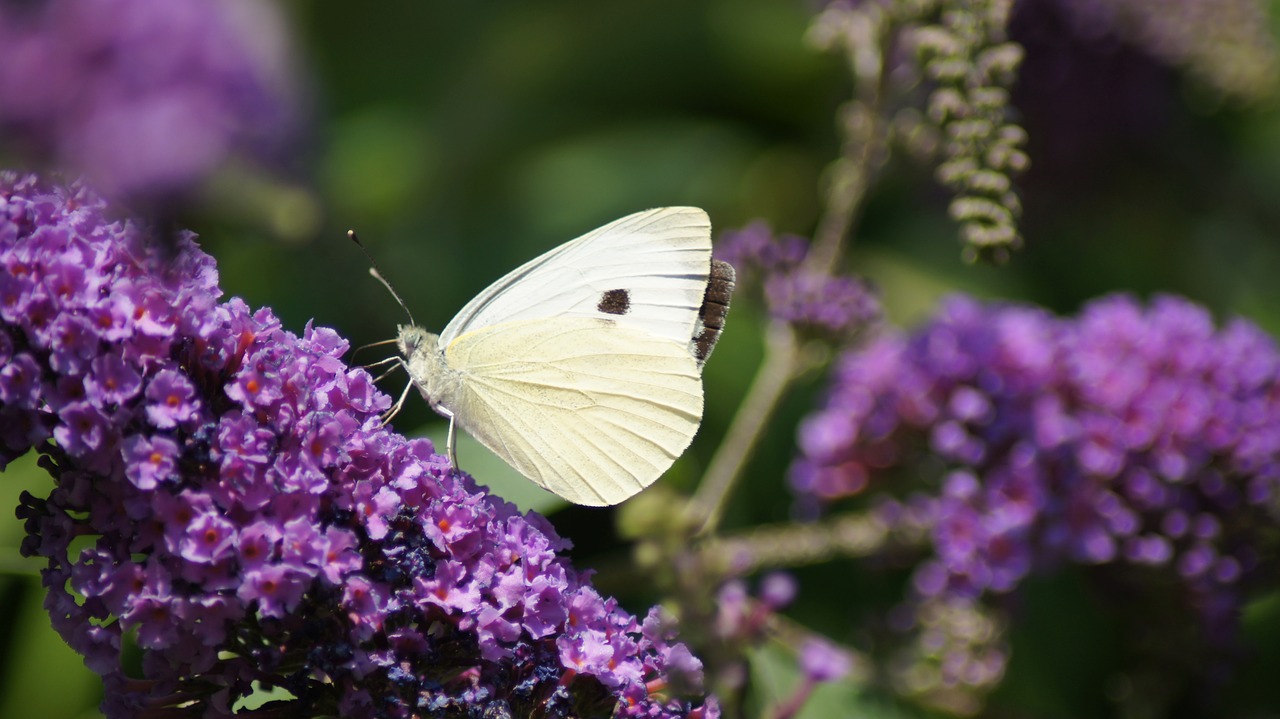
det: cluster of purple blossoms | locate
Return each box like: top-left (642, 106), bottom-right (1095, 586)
top-left (794, 294), bottom-right (1280, 646)
top-left (715, 222), bottom-right (880, 338)
top-left (0, 0), bottom-right (299, 203)
top-left (1, 174), bottom-right (716, 719)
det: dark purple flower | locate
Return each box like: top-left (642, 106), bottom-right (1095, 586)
top-left (180, 510), bottom-right (237, 564)
top-left (238, 563), bottom-right (310, 618)
top-left (46, 313), bottom-right (98, 373)
top-left (121, 434), bottom-right (180, 489)
top-left (52, 401), bottom-right (110, 456)
top-left (236, 521), bottom-right (280, 570)
top-left (716, 222), bottom-right (880, 338)
top-left (418, 559), bottom-right (482, 615)
top-left (759, 572), bottom-right (798, 610)
top-left (0, 352), bottom-right (41, 407)
top-left (144, 369), bottom-right (200, 429)
top-left (798, 638), bottom-right (853, 683)
top-left (0, 0), bottom-right (300, 203)
top-left (87, 353), bottom-right (144, 405)
top-left (3, 174), bottom-right (716, 719)
top-left (795, 292), bottom-right (1280, 702)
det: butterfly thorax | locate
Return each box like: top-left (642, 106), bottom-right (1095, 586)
top-left (397, 324), bottom-right (463, 414)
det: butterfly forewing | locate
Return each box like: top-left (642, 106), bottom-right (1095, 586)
top-left (442, 316), bottom-right (703, 506)
top-left (440, 207), bottom-right (712, 349)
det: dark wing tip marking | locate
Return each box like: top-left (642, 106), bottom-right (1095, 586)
top-left (691, 260), bottom-right (736, 366)
top-left (597, 288), bottom-right (631, 316)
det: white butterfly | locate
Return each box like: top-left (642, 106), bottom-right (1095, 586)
top-left (366, 207), bottom-right (734, 506)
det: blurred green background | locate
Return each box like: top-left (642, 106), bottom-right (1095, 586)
top-left (4, 1), bottom-right (1280, 717)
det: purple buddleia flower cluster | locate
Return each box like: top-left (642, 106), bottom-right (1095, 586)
top-left (794, 293), bottom-right (1280, 643)
top-left (0, 0), bottom-right (299, 203)
top-left (715, 222), bottom-right (880, 338)
top-left (1, 174), bottom-right (716, 719)
top-left (798, 637), bottom-right (852, 683)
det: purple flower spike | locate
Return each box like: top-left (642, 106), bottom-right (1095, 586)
top-left (2, 174), bottom-right (716, 719)
top-left (759, 572), bottom-right (798, 610)
top-left (0, 0), bottom-right (300, 203)
top-left (143, 369), bottom-right (200, 429)
top-left (799, 638), bottom-right (854, 683)
top-left (716, 222), bottom-right (880, 337)
top-left (795, 292), bottom-right (1280, 664)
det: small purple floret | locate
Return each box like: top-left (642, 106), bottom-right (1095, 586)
top-left (799, 637), bottom-right (854, 683)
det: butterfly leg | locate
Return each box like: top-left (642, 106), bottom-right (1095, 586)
top-left (373, 364), bottom-right (403, 384)
top-left (379, 380), bottom-right (413, 426)
top-left (379, 357), bottom-right (416, 426)
top-left (436, 404), bottom-right (459, 469)
top-left (359, 353), bottom-right (404, 384)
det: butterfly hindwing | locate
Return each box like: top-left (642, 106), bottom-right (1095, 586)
top-left (442, 316), bottom-right (703, 506)
top-left (439, 207), bottom-right (712, 350)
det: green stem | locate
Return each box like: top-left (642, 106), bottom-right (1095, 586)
top-left (699, 507), bottom-right (928, 576)
top-left (687, 322), bottom-right (799, 535)
top-left (807, 3), bottom-right (890, 273)
top-left (688, 6), bottom-right (893, 537)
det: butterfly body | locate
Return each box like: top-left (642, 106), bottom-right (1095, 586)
top-left (394, 207), bottom-right (734, 506)
top-left (397, 325), bottom-right (454, 414)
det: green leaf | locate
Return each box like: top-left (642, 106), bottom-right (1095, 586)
top-left (747, 642), bottom-right (915, 719)
top-left (233, 682), bottom-right (297, 712)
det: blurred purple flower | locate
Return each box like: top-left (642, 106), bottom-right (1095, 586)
top-left (759, 571), bottom-right (798, 610)
top-left (2, 174), bottom-right (716, 719)
top-left (763, 632), bottom-right (857, 719)
top-left (0, 0), bottom-right (301, 203)
top-left (795, 293), bottom-right (1280, 645)
top-left (798, 638), bottom-right (853, 683)
top-left (716, 222), bottom-right (880, 338)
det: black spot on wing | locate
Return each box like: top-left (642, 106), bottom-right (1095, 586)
top-left (691, 260), bottom-right (736, 367)
top-left (597, 288), bottom-right (631, 316)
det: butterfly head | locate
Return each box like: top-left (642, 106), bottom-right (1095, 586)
top-left (396, 324), bottom-right (436, 360)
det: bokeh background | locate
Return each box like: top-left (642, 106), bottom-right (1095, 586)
top-left (3, 1), bottom-right (1280, 717)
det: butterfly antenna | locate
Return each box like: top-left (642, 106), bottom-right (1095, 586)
top-left (348, 229), bottom-right (417, 326)
top-left (350, 337), bottom-right (400, 364)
